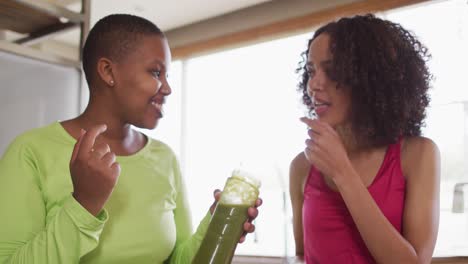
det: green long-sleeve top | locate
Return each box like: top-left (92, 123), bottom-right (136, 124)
top-left (0, 122), bottom-right (210, 264)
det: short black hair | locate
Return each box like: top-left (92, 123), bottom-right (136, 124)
top-left (297, 14), bottom-right (432, 147)
top-left (82, 14), bottom-right (164, 86)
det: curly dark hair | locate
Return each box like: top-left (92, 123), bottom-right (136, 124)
top-left (297, 14), bottom-right (432, 147)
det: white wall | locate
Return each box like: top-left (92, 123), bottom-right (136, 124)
top-left (0, 51), bottom-right (81, 156)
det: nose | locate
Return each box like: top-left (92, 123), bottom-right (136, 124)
top-left (307, 70), bottom-right (325, 97)
top-left (161, 82), bottom-right (172, 96)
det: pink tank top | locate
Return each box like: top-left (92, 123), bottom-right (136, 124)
top-left (302, 139), bottom-right (406, 264)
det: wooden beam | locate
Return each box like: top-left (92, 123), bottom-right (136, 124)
top-left (44, 0), bottom-right (81, 6)
top-left (14, 22), bottom-right (77, 45)
top-left (0, 40), bottom-right (80, 68)
top-left (171, 0), bottom-right (430, 60)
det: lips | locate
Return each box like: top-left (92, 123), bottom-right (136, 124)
top-left (312, 97), bottom-right (331, 116)
top-left (150, 97), bottom-right (165, 117)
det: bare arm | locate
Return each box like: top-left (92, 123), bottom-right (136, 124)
top-left (401, 137), bottom-right (440, 262)
top-left (289, 152), bottom-right (310, 259)
top-left (337, 137), bottom-right (440, 264)
top-left (301, 118), bottom-right (440, 263)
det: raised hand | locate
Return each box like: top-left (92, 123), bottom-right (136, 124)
top-left (69, 124), bottom-right (121, 216)
top-left (300, 117), bottom-right (353, 184)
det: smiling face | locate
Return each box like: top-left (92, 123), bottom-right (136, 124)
top-left (111, 35), bottom-right (172, 129)
top-left (307, 33), bottom-right (351, 128)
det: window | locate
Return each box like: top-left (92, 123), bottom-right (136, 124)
top-left (383, 0), bottom-right (468, 256)
top-left (182, 33), bottom-right (310, 256)
top-left (145, 33), bottom-right (310, 256)
top-left (146, 0), bottom-right (468, 258)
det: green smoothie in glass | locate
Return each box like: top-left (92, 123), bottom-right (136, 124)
top-left (192, 169), bottom-right (261, 264)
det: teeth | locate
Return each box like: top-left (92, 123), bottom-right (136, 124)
top-left (151, 101), bottom-right (163, 113)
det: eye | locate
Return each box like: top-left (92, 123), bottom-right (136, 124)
top-left (306, 67), bottom-right (315, 78)
top-left (324, 67), bottom-right (337, 81)
top-left (152, 70), bottom-right (162, 78)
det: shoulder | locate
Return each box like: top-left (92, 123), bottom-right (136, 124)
top-left (0, 123), bottom-right (62, 176)
top-left (290, 152), bottom-right (311, 194)
top-left (17, 123), bottom-right (58, 141)
top-left (145, 136), bottom-right (181, 170)
top-left (2, 123), bottom-right (60, 157)
top-left (401, 136), bottom-right (440, 179)
top-left (290, 152), bottom-right (310, 175)
top-left (146, 137), bottom-right (177, 158)
top-left (401, 136), bottom-right (439, 163)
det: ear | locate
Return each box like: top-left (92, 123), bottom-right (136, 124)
top-left (96, 57), bottom-right (115, 87)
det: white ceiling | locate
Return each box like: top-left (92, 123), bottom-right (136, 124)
top-left (90, 0), bottom-right (272, 31)
top-left (53, 0), bottom-right (271, 45)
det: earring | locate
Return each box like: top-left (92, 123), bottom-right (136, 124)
top-left (109, 80), bottom-right (114, 86)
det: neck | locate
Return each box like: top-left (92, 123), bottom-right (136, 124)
top-left (62, 89), bottom-right (147, 156)
top-left (335, 124), bottom-right (384, 162)
top-left (76, 94), bottom-right (133, 142)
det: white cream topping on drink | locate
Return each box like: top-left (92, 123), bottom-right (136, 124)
top-left (220, 169), bottom-right (261, 205)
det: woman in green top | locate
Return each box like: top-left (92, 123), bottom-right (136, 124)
top-left (0, 14), bottom-right (261, 264)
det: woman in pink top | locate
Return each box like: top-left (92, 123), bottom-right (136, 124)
top-left (290, 14), bottom-right (440, 263)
